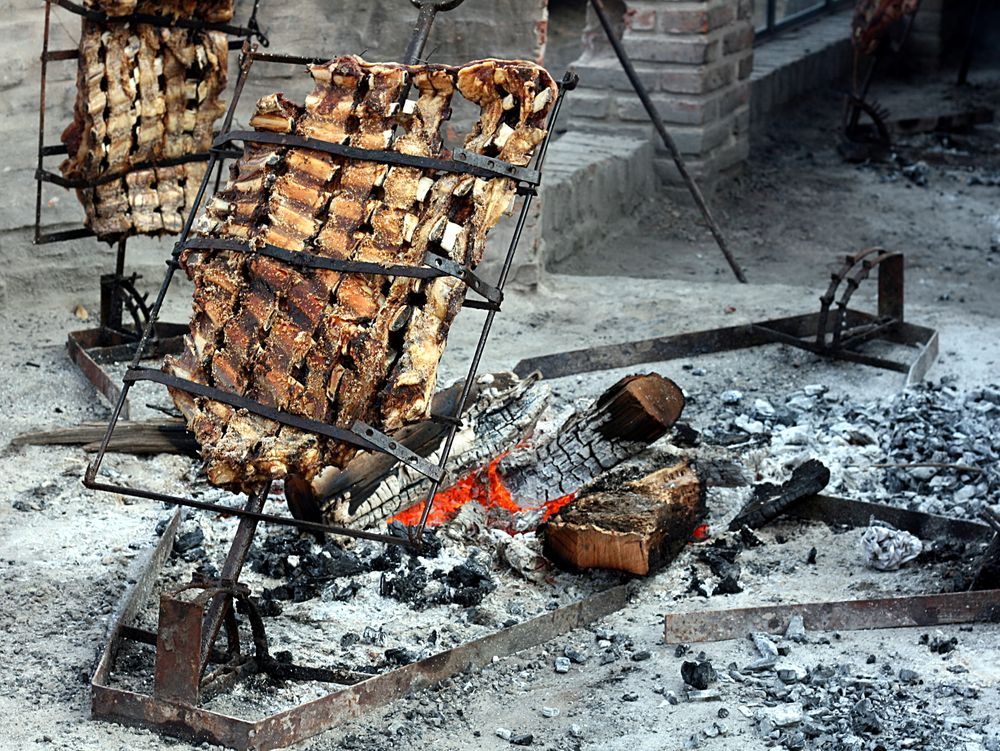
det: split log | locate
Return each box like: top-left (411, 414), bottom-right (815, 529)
top-left (497, 373), bottom-right (685, 504)
top-left (727, 459), bottom-right (831, 531)
top-left (544, 459), bottom-right (705, 576)
top-left (12, 419), bottom-right (197, 455)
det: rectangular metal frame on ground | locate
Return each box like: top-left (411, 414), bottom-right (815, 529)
top-left (91, 508), bottom-right (632, 750)
top-left (516, 249), bottom-right (938, 386)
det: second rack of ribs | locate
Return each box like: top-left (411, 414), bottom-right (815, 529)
top-left (165, 56), bottom-right (557, 491)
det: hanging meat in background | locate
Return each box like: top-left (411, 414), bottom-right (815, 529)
top-left (59, 1), bottom-right (232, 239)
top-left (852, 0), bottom-right (922, 55)
top-left (165, 56), bottom-right (558, 493)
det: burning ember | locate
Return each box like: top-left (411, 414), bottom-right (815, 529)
top-left (391, 452), bottom-right (576, 529)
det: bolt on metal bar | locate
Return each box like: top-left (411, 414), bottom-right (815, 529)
top-left (588, 0), bottom-right (747, 284)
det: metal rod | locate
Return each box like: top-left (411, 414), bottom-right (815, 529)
top-left (82, 478), bottom-right (421, 547)
top-left (200, 484), bottom-right (270, 674)
top-left (589, 0), bottom-right (747, 284)
top-left (34, 0), bottom-right (52, 245)
top-left (957, 0), bottom-right (983, 86)
top-left (663, 589), bottom-right (1000, 644)
top-left (85, 45), bottom-right (256, 481)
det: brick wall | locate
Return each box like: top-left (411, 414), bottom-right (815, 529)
top-left (567, 0), bottom-right (754, 190)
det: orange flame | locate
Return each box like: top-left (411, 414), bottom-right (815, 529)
top-left (391, 451), bottom-right (577, 530)
top-left (690, 523), bottom-right (711, 542)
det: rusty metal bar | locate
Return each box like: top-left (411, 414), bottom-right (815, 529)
top-left (663, 589), bottom-right (1000, 644)
top-left (514, 305), bottom-right (937, 385)
top-left (154, 595), bottom-right (206, 705)
top-left (198, 486), bottom-right (269, 675)
top-left (91, 509), bottom-right (181, 692)
top-left (589, 0), bottom-right (746, 283)
top-left (94, 575), bottom-right (632, 750)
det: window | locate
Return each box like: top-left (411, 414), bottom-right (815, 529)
top-left (754, 0), bottom-right (847, 39)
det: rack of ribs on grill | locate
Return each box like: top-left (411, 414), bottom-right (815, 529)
top-left (164, 56), bottom-right (557, 492)
top-left (59, 1), bottom-right (231, 239)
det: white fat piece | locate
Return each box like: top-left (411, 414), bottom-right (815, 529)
top-left (502, 93), bottom-right (515, 110)
top-left (415, 176), bottom-right (435, 202)
top-left (532, 87), bottom-right (552, 113)
top-left (402, 99), bottom-right (418, 115)
top-left (440, 221), bottom-right (464, 253)
top-left (494, 123), bottom-right (515, 149)
top-left (402, 213), bottom-right (419, 243)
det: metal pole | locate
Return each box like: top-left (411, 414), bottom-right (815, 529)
top-left (589, 0), bottom-right (747, 283)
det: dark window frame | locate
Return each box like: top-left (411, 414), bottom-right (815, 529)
top-left (754, 0), bottom-right (852, 41)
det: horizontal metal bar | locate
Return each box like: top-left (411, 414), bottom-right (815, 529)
top-left (214, 131), bottom-right (540, 186)
top-left (35, 227), bottom-right (95, 244)
top-left (41, 143), bottom-right (69, 156)
top-left (82, 476), bottom-right (420, 548)
top-left (124, 367), bottom-right (445, 483)
top-left (249, 51), bottom-right (331, 66)
top-left (180, 238), bottom-right (503, 305)
top-left (50, 0), bottom-right (258, 37)
top-left (37, 152), bottom-right (214, 190)
top-left (42, 48), bottom-right (78, 61)
top-left (663, 589), bottom-right (1000, 644)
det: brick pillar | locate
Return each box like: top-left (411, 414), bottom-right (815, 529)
top-left (568, 0), bottom-right (754, 191)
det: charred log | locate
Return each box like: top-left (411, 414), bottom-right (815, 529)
top-left (496, 373), bottom-right (686, 505)
top-left (728, 459), bottom-right (831, 531)
top-left (544, 459), bottom-right (705, 576)
top-left (307, 372), bottom-right (550, 530)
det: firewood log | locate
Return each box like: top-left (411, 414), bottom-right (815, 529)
top-left (497, 373), bottom-right (686, 504)
top-left (544, 459), bottom-right (705, 576)
top-left (309, 372), bottom-right (551, 529)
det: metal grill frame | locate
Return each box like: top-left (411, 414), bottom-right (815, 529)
top-left (82, 40), bottom-right (577, 549)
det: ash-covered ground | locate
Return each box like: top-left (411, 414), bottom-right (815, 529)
top-left (2, 64), bottom-right (1000, 751)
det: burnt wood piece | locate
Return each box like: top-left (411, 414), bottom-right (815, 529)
top-left (313, 372), bottom-right (551, 529)
top-left (728, 459), bottom-right (831, 531)
top-left (497, 373), bottom-right (685, 505)
top-left (12, 419), bottom-right (197, 455)
top-left (544, 460), bottom-right (705, 576)
top-left (165, 57), bottom-right (558, 492)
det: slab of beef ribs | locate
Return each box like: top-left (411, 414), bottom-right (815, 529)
top-left (59, 1), bottom-right (231, 239)
top-left (164, 56), bottom-right (557, 492)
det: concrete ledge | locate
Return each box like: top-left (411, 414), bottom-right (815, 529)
top-left (750, 9), bottom-right (854, 131)
top-left (539, 131), bottom-right (656, 270)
